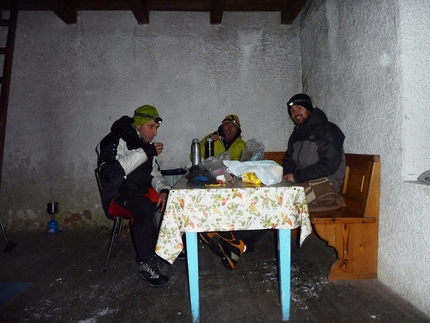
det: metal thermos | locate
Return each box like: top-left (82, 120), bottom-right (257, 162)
top-left (191, 139), bottom-right (200, 167)
top-left (205, 137), bottom-right (214, 158)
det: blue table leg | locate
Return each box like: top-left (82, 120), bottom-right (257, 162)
top-left (277, 229), bottom-right (291, 321)
top-left (185, 232), bottom-right (200, 323)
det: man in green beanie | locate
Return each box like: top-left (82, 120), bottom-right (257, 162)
top-left (97, 105), bottom-right (170, 287)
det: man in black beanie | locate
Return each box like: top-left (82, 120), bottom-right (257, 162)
top-left (287, 93), bottom-right (314, 124)
top-left (283, 94), bottom-right (346, 210)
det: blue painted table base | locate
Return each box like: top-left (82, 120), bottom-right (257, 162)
top-left (185, 229), bottom-right (291, 323)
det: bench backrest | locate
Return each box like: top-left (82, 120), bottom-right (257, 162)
top-left (264, 152), bottom-right (380, 217)
top-left (341, 154), bottom-right (380, 217)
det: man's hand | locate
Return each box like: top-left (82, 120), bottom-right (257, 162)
top-left (156, 192), bottom-right (168, 213)
top-left (152, 142), bottom-right (164, 155)
top-left (283, 173), bottom-right (296, 183)
top-left (211, 134), bottom-right (223, 142)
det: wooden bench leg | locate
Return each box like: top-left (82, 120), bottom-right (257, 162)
top-left (313, 222), bottom-right (378, 280)
top-left (185, 232), bottom-right (200, 323)
top-left (277, 229), bottom-right (291, 321)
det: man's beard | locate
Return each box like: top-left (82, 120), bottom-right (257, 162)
top-left (293, 114), bottom-right (310, 125)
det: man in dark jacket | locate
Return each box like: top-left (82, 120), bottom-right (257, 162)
top-left (97, 105), bottom-right (171, 287)
top-left (283, 94), bottom-right (346, 207)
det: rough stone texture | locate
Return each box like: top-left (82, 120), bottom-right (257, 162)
top-left (300, 0), bottom-right (430, 316)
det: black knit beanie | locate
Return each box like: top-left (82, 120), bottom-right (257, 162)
top-left (287, 94), bottom-right (313, 116)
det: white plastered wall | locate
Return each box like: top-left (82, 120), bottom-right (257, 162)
top-left (300, 0), bottom-right (430, 316)
top-left (0, 11), bottom-right (301, 230)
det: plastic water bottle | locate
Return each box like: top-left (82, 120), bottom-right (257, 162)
top-left (191, 139), bottom-right (200, 167)
top-left (205, 137), bottom-right (214, 158)
top-left (48, 216), bottom-right (59, 234)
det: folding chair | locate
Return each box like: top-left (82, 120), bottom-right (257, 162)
top-left (95, 168), bottom-right (132, 272)
top-left (95, 168), bottom-right (162, 272)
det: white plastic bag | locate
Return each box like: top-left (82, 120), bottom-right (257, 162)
top-left (223, 160), bottom-right (283, 185)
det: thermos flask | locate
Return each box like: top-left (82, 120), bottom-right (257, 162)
top-left (205, 137), bottom-right (214, 158)
top-left (191, 139), bottom-right (200, 167)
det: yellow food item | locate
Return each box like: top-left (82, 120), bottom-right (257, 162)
top-left (241, 172), bottom-right (262, 185)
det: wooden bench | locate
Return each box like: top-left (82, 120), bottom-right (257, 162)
top-left (264, 152), bottom-right (380, 281)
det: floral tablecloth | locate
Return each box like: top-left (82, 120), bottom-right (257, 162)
top-left (155, 177), bottom-right (311, 263)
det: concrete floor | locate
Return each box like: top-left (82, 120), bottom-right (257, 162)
top-left (0, 229), bottom-right (429, 323)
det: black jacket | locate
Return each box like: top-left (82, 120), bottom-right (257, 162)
top-left (97, 116), bottom-right (170, 211)
top-left (282, 108), bottom-right (346, 192)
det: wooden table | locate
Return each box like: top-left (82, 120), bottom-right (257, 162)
top-left (155, 176), bottom-right (311, 322)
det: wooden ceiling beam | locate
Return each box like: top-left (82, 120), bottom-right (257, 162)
top-left (210, 0), bottom-right (224, 25)
top-left (128, 0), bottom-right (149, 24)
top-left (44, 0), bottom-right (77, 24)
top-left (0, 0), bottom-right (305, 25)
top-left (281, 0), bottom-right (308, 24)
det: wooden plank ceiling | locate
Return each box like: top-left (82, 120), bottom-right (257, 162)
top-left (0, 0), bottom-right (308, 25)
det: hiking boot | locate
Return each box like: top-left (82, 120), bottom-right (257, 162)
top-left (200, 231), bottom-right (237, 245)
top-left (138, 256), bottom-right (169, 288)
top-left (209, 235), bottom-right (246, 271)
top-left (199, 232), bottom-right (216, 245)
top-left (216, 232), bottom-right (236, 242)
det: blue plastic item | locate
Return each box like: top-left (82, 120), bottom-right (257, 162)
top-left (48, 217), bottom-right (59, 234)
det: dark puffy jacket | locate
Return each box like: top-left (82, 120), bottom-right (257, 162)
top-left (97, 116), bottom-right (170, 211)
top-left (282, 108), bottom-right (346, 192)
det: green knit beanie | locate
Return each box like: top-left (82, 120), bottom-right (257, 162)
top-left (133, 105), bottom-right (162, 126)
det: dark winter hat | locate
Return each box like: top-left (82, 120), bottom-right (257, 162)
top-left (287, 94), bottom-right (313, 116)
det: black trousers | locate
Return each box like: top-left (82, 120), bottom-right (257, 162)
top-left (111, 193), bottom-right (156, 263)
